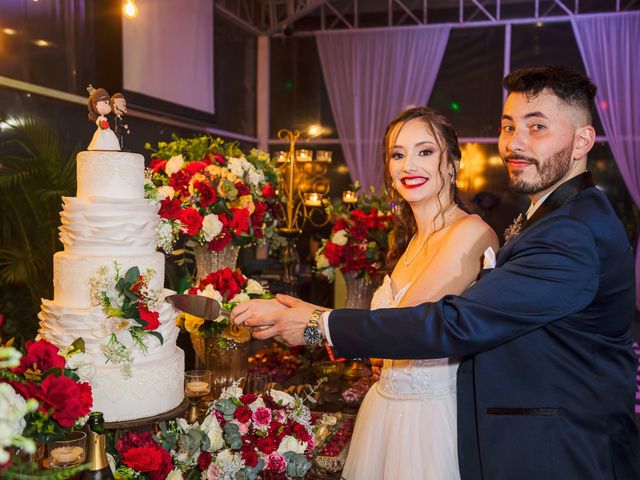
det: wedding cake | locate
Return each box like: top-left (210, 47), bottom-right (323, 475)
top-left (38, 148), bottom-right (185, 423)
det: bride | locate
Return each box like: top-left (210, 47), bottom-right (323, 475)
top-left (341, 106), bottom-right (498, 479)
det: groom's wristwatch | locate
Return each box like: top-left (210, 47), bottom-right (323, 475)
top-left (303, 309), bottom-right (325, 346)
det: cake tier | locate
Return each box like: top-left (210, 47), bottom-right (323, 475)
top-left (53, 252), bottom-right (165, 308)
top-left (92, 347), bottom-right (185, 423)
top-left (38, 293), bottom-right (179, 362)
top-left (77, 151), bottom-right (145, 199)
top-left (59, 196), bottom-right (160, 256)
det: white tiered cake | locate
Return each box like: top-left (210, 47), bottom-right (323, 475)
top-left (38, 150), bottom-right (184, 423)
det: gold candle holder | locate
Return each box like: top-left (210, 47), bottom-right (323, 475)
top-left (303, 192), bottom-right (323, 207)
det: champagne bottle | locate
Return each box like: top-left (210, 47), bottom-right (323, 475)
top-left (80, 412), bottom-right (115, 480)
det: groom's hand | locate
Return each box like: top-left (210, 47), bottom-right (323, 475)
top-left (232, 294), bottom-right (322, 346)
top-left (230, 298), bottom-right (287, 326)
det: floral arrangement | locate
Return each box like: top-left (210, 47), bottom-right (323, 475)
top-left (144, 135), bottom-right (281, 254)
top-left (315, 186), bottom-right (392, 283)
top-left (113, 383), bottom-right (314, 480)
top-left (89, 263), bottom-right (165, 378)
top-left (248, 345), bottom-right (306, 384)
top-left (179, 267), bottom-right (273, 348)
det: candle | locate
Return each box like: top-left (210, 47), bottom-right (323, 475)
top-left (273, 151), bottom-right (288, 164)
top-left (50, 446), bottom-right (84, 466)
top-left (304, 192), bottom-right (322, 207)
top-left (186, 380), bottom-right (210, 395)
top-left (315, 150), bottom-right (332, 163)
top-left (295, 149), bottom-right (312, 162)
top-left (342, 190), bottom-right (357, 203)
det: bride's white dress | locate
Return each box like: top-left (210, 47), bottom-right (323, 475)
top-left (342, 275), bottom-right (461, 480)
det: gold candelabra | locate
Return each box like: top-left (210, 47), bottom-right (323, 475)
top-left (272, 128), bottom-right (333, 286)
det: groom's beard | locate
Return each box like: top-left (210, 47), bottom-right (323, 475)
top-left (504, 143), bottom-right (573, 195)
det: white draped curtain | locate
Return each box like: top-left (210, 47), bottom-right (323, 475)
top-left (572, 12), bottom-right (640, 308)
top-left (316, 26), bottom-right (451, 191)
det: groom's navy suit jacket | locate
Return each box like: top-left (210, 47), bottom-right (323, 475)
top-left (330, 172), bottom-right (640, 479)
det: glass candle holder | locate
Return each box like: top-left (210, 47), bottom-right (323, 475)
top-left (295, 149), bottom-right (312, 162)
top-left (185, 370), bottom-right (212, 423)
top-left (47, 431), bottom-right (86, 469)
top-left (342, 190), bottom-right (357, 203)
top-left (273, 151), bottom-right (288, 164)
top-left (303, 192), bottom-right (323, 207)
top-left (315, 150), bottom-right (332, 163)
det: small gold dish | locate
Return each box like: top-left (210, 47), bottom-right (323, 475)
top-left (312, 360), bottom-right (345, 381)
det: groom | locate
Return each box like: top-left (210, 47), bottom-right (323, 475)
top-left (232, 66), bottom-right (640, 479)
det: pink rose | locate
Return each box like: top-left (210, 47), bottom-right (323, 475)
top-left (252, 406), bottom-right (272, 426)
top-left (267, 453), bottom-right (287, 473)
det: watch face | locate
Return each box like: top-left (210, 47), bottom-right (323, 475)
top-left (303, 326), bottom-right (322, 346)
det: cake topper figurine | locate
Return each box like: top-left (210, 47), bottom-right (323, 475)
top-left (86, 84), bottom-right (120, 151)
top-left (110, 92), bottom-right (130, 150)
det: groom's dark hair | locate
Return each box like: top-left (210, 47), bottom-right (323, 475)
top-left (503, 65), bottom-right (597, 124)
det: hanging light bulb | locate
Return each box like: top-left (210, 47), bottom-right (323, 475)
top-left (123, 0), bottom-right (138, 18)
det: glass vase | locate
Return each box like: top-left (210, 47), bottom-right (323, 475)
top-left (193, 244), bottom-right (240, 281)
top-left (342, 271), bottom-right (379, 378)
top-left (205, 335), bottom-right (251, 398)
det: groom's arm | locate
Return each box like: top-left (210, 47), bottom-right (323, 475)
top-left (329, 215), bottom-right (599, 359)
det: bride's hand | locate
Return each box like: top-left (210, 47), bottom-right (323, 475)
top-left (231, 298), bottom-right (288, 327)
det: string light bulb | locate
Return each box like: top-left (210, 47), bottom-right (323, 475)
top-left (123, 0), bottom-right (138, 18)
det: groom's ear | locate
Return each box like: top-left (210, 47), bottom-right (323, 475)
top-left (573, 125), bottom-right (596, 160)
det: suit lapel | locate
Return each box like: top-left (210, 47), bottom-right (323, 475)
top-left (496, 171), bottom-right (595, 265)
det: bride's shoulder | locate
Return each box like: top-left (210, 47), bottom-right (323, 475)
top-left (446, 213), bottom-right (499, 252)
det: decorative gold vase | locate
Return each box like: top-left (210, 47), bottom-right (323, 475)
top-left (342, 271), bottom-right (379, 379)
top-left (190, 244), bottom-right (241, 367)
top-left (205, 336), bottom-right (251, 398)
top-left (193, 244), bottom-right (240, 281)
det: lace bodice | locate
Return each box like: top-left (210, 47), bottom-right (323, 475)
top-left (371, 275), bottom-right (458, 400)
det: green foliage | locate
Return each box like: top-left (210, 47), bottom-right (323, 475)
top-left (4, 462), bottom-right (89, 479)
top-left (0, 116), bottom-right (78, 338)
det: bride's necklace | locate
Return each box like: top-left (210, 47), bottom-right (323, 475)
top-left (403, 204), bottom-right (458, 267)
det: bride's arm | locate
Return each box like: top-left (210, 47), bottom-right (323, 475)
top-left (398, 215), bottom-right (498, 308)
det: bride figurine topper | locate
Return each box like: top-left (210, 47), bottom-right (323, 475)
top-left (87, 84), bottom-right (120, 151)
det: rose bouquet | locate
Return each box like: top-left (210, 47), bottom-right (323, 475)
top-left (144, 135), bottom-right (280, 254)
top-left (89, 263), bottom-right (166, 378)
top-left (179, 267), bottom-right (272, 348)
top-left (315, 187), bottom-right (392, 283)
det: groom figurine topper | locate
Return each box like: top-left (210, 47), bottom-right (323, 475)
top-left (110, 92), bottom-right (130, 150)
top-left (232, 66), bottom-right (640, 479)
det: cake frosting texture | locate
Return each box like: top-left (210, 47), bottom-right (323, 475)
top-left (39, 150), bottom-right (184, 422)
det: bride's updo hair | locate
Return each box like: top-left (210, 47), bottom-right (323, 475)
top-left (382, 106), bottom-right (469, 273)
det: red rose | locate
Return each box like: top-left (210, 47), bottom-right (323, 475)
top-left (207, 153), bottom-right (226, 165)
top-left (99, 119), bottom-right (109, 129)
top-left (323, 242), bottom-right (344, 267)
top-left (241, 449), bottom-right (258, 468)
top-left (260, 183), bottom-right (276, 199)
top-left (292, 422), bottom-right (311, 442)
top-left (148, 447), bottom-right (173, 480)
top-left (117, 431), bottom-right (156, 452)
top-left (37, 375), bottom-right (93, 428)
top-left (220, 209), bottom-right (250, 236)
top-left (208, 230), bottom-right (232, 251)
top-left (159, 198), bottom-right (182, 220)
top-left (197, 451), bottom-right (212, 471)
top-left (234, 405), bottom-right (252, 423)
top-left (180, 207), bottom-right (203, 236)
top-left (194, 180), bottom-right (218, 208)
top-left (168, 169), bottom-right (191, 194)
top-left (240, 393), bottom-right (257, 405)
top-left (138, 306), bottom-right (160, 331)
top-left (14, 340), bottom-right (65, 375)
top-left (123, 446), bottom-right (163, 472)
top-left (184, 161), bottom-right (208, 175)
top-left (235, 181), bottom-right (250, 196)
top-left (332, 218), bottom-right (348, 233)
top-left (256, 436), bottom-right (277, 455)
top-left (199, 267), bottom-right (247, 301)
top-left (148, 158), bottom-right (167, 173)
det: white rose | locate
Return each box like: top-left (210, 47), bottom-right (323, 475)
top-left (247, 167), bottom-right (265, 187)
top-left (199, 284), bottom-right (223, 303)
top-left (248, 396), bottom-right (266, 412)
top-left (220, 384), bottom-right (243, 400)
top-left (216, 448), bottom-right (236, 465)
top-left (166, 468), bottom-right (184, 480)
top-left (331, 230), bottom-right (348, 246)
top-left (157, 185), bottom-right (175, 199)
top-left (277, 435), bottom-right (307, 454)
top-left (202, 214), bottom-right (223, 242)
top-left (200, 412), bottom-right (225, 451)
top-left (0, 384), bottom-right (27, 436)
top-left (165, 155), bottom-right (185, 176)
top-left (227, 157), bottom-right (245, 178)
top-left (316, 253), bottom-right (329, 269)
top-left (232, 293), bottom-right (250, 304)
top-left (66, 352), bottom-right (96, 382)
top-left (269, 389), bottom-right (295, 407)
top-left (245, 279), bottom-right (264, 295)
